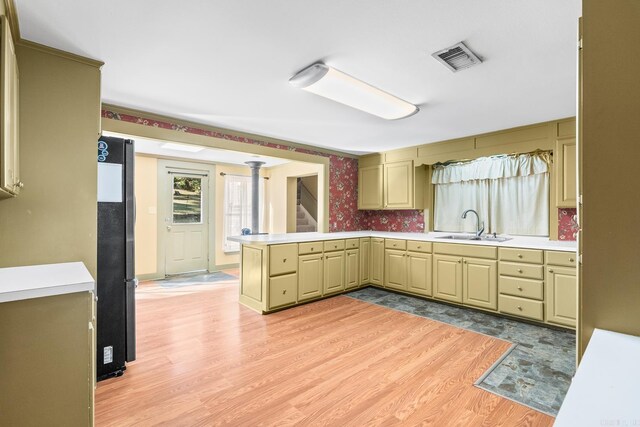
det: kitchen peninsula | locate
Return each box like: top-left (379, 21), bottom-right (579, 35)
top-left (229, 231), bottom-right (577, 329)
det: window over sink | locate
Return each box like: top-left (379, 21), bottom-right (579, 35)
top-left (433, 152), bottom-right (550, 236)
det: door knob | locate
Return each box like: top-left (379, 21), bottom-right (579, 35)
top-left (166, 225), bottom-right (172, 231)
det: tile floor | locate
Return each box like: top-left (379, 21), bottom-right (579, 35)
top-left (347, 287), bottom-right (576, 416)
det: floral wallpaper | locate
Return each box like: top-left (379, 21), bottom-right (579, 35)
top-left (102, 109), bottom-right (425, 232)
top-left (102, 109), bottom-right (570, 237)
top-left (558, 208), bottom-right (578, 241)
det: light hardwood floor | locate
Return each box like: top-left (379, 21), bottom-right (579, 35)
top-left (96, 276), bottom-right (554, 426)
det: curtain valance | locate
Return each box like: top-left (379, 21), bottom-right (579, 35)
top-left (432, 153), bottom-right (550, 185)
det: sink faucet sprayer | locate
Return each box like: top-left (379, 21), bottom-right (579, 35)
top-left (461, 209), bottom-right (485, 237)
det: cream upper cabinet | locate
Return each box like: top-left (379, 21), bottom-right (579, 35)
top-left (384, 161), bottom-right (413, 209)
top-left (0, 16), bottom-right (20, 199)
top-left (384, 248), bottom-right (407, 290)
top-left (463, 258), bottom-right (497, 310)
top-left (323, 250), bottom-right (345, 295)
top-left (358, 165), bottom-right (383, 209)
top-left (433, 254), bottom-right (463, 303)
top-left (359, 238), bottom-right (371, 285)
top-left (546, 266), bottom-right (577, 327)
top-left (345, 248), bottom-right (359, 290)
top-left (407, 252), bottom-right (432, 296)
top-left (298, 253), bottom-right (323, 302)
top-left (370, 238), bottom-right (384, 286)
top-left (556, 137), bottom-right (577, 207)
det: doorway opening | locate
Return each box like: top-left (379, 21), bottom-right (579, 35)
top-left (296, 175), bottom-right (318, 232)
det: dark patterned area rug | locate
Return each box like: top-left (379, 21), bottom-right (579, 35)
top-left (346, 287), bottom-right (575, 416)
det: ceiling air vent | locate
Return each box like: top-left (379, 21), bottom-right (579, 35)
top-left (432, 42), bottom-right (482, 72)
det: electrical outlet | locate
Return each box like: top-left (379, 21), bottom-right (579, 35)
top-left (104, 346), bottom-right (113, 364)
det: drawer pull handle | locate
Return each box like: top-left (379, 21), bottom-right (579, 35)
top-left (283, 258), bottom-right (287, 263)
top-left (549, 269), bottom-right (554, 273)
top-left (417, 246), bottom-right (422, 249)
top-left (569, 258), bottom-right (574, 262)
top-left (393, 244), bottom-right (397, 247)
top-left (517, 286), bottom-right (523, 291)
top-left (457, 260), bottom-right (461, 264)
top-left (518, 254), bottom-right (523, 258)
top-left (517, 306), bottom-right (523, 311)
top-left (311, 247), bottom-right (314, 251)
top-left (283, 289), bottom-right (287, 295)
top-left (517, 269), bottom-right (523, 273)
top-left (463, 260), bottom-right (467, 264)
top-left (335, 245), bottom-right (338, 248)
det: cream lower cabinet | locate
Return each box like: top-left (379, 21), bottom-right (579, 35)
top-left (370, 238), bottom-right (384, 286)
top-left (546, 266), bottom-right (577, 327)
top-left (463, 258), bottom-right (497, 310)
top-left (433, 254), bottom-right (463, 303)
top-left (324, 250), bottom-right (345, 295)
top-left (345, 248), bottom-right (360, 290)
top-left (359, 238), bottom-right (371, 285)
top-left (298, 253), bottom-right (323, 302)
top-left (384, 249), bottom-right (407, 290)
top-left (407, 252), bottom-right (432, 296)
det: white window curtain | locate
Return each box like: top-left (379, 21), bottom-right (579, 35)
top-left (433, 153), bottom-right (549, 236)
top-left (223, 175), bottom-right (265, 252)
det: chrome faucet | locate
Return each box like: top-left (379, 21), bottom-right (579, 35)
top-left (462, 209), bottom-right (485, 237)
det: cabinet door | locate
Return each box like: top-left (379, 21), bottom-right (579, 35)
top-left (384, 161), bottom-right (413, 209)
top-left (324, 251), bottom-right (345, 294)
top-left (358, 165), bottom-right (383, 209)
top-left (556, 137), bottom-right (577, 207)
top-left (345, 249), bottom-right (359, 290)
top-left (0, 16), bottom-right (19, 197)
top-left (546, 266), bottom-right (577, 327)
top-left (384, 249), bottom-right (407, 290)
top-left (463, 258), bottom-right (497, 310)
top-left (370, 238), bottom-right (384, 286)
top-left (298, 253), bottom-right (323, 301)
top-left (433, 254), bottom-right (463, 302)
top-left (407, 252), bottom-right (432, 296)
top-left (359, 238), bottom-right (371, 285)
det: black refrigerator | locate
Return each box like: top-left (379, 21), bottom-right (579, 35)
top-left (96, 136), bottom-right (136, 381)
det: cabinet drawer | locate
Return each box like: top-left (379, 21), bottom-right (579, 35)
top-left (433, 243), bottom-right (497, 259)
top-left (346, 238), bottom-right (360, 249)
top-left (499, 262), bottom-right (544, 280)
top-left (269, 273), bottom-right (297, 309)
top-left (269, 244), bottom-right (298, 276)
top-left (324, 240), bottom-right (345, 252)
top-left (385, 239), bottom-right (407, 250)
top-left (499, 276), bottom-right (544, 300)
top-left (407, 240), bottom-right (432, 253)
top-left (499, 247), bottom-right (543, 264)
top-left (499, 294), bottom-right (544, 321)
top-left (545, 250), bottom-right (577, 267)
top-left (298, 241), bottom-right (322, 255)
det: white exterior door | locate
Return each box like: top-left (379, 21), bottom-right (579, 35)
top-left (165, 170), bottom-right (209, 275)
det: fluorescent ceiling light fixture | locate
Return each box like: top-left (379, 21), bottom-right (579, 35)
top-left (289, 63), bottom-right (418, 120)
top-left (161, 142), bottom-right (205, 153)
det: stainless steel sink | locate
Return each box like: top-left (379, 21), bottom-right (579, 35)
top-left (437, 235), bottom-right (482, 241)
top-left (437, 234), bottom-right (513, 243)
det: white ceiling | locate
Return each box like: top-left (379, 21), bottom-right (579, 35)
top-left (103, 132), bottom-right (290, 167)
top-left (15, 0), bottom-right (580, 155)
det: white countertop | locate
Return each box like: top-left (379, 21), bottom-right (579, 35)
top-left (228, 231), bottom-right (577, 252)
top-left (0, 262), bottom-right (95, 303)
top-left (555, 329), bottom-right (640, 426)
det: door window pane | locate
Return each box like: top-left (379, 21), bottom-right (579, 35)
top-left (172, 176), bottom-right (202, 224)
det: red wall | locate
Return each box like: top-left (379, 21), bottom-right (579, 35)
top-left (102, 109), bottom-right (574, 238)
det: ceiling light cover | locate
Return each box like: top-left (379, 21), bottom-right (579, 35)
top-left (289, 63), bottom-right (418, 120)
top-left (161, 142), bottom-right (205, 152)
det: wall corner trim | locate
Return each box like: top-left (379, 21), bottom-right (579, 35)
top-left (16, 39), bottom-right (104, 68)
